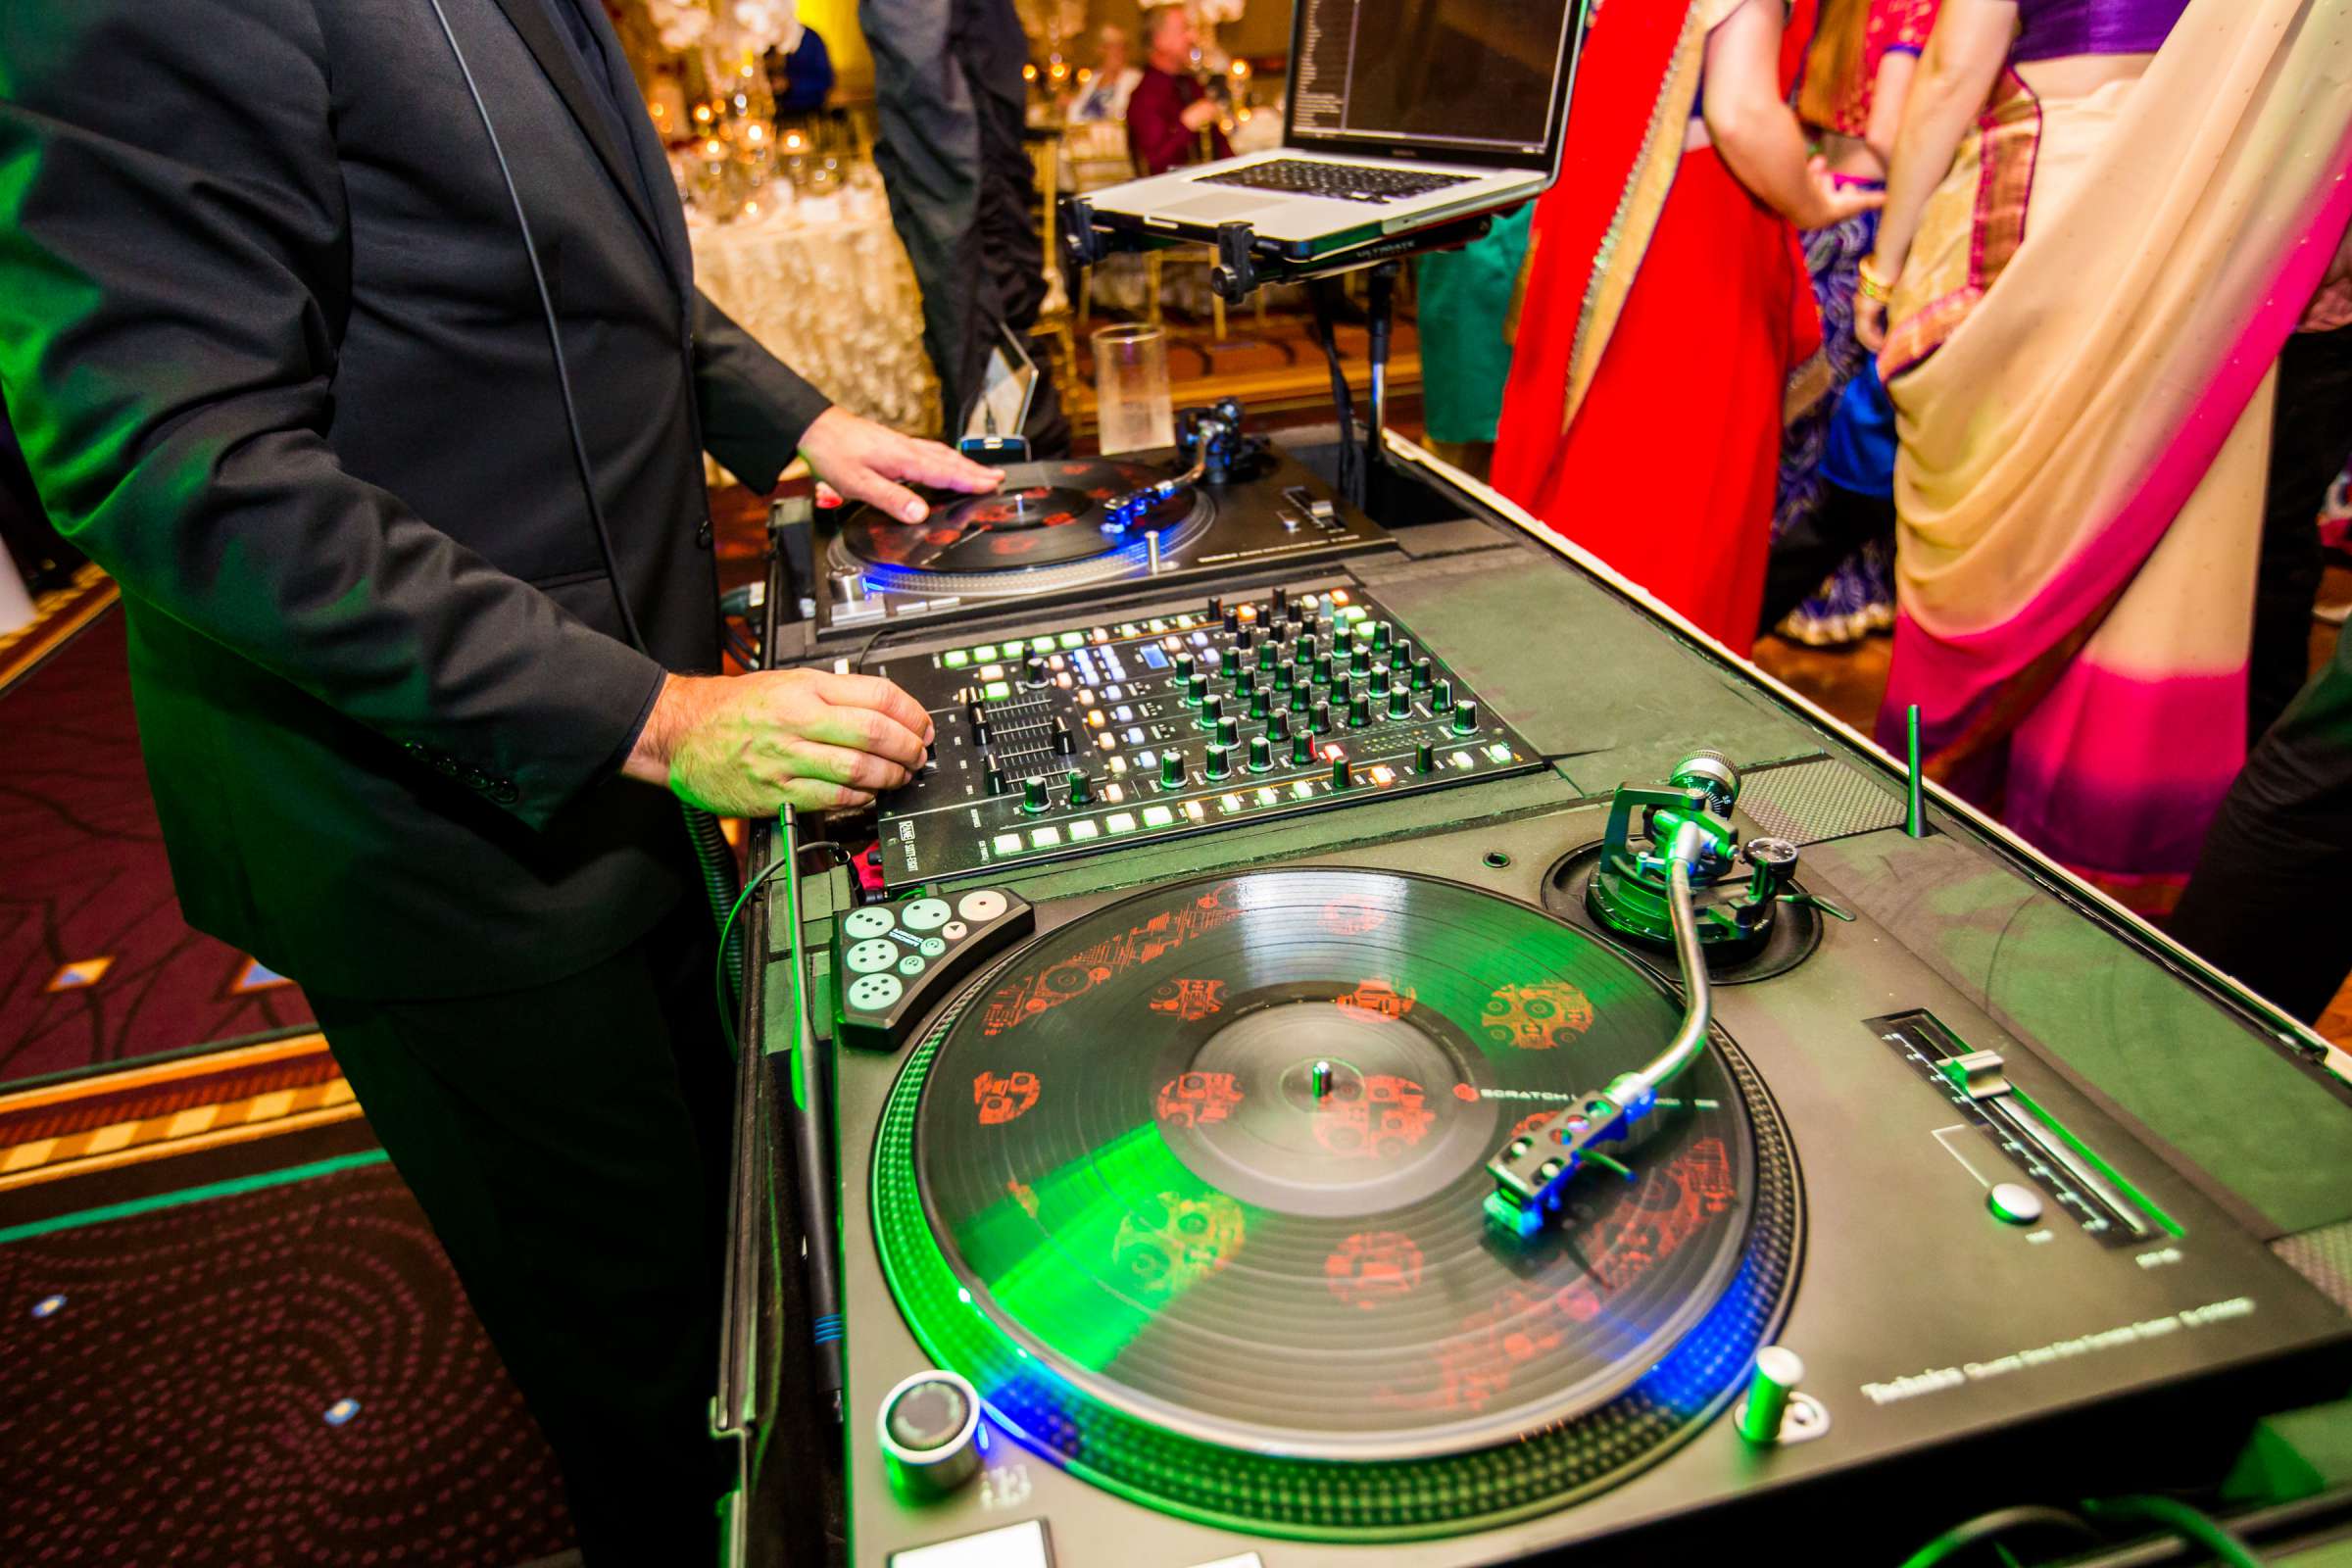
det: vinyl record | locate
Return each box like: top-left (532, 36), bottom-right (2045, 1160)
top-left (872, 869), bottom-right (1802, 1539)
top-left (840, 459), bottom-right (1202, 575)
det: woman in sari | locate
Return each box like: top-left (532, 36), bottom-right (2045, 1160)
top-left (1492, 0), bottom-right (1880, 651)
top-left (1760, 0), bottom-right (1940, 645)
top-left (1854, 0), bottom-right (2352, 912)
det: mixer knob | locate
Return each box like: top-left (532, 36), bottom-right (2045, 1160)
top-left (1416, 740), bottom-right (1438, 774)
top-left (1331, 756), bottom-right (1352, 791)
top-left (1272, 585), bottom-right (1289, 614)
top-left (1273, 661), bottom-right (1295, 691)
top-left (1452, 698), bottom-right (1479, 734)
top-left (1221, 645), bottom-right (1241, 677)
top-left (1349, 643), bottom-right (1371, 674)
top-left (1206, 744), bottom-right (1234, 780)
top-left (1186, 672), bottom-right (1209, 704)
top-left (1268, 711), bottom-right (1292, 742)
top-left (1174, 651), bottom-right (1197, 679)
top-left (1024, 656), bottom-right (1048, 685)
top-left (878, 1369), bottom-right (983, 1498)
top-left (1348, 693), bottom-right (1371, 728)
top-left (1161, 751), bottom-right (1186, 788)
top-left (1236, 669), bottom-right (1258, 697)
top-left (1052, 724), bottom-right (1075, 756)
top-left (1217, 715), bottom-right (1241, 747)
top-left (1257, 640), bottom-right (1279, 670)
top-left (1311, 700), bottom-right (1333, 734)
top-left (1201, 695), bottom-right (1225, 723)
top-left (1313, 654), bottom-right (1336, 685)
top-left (1222, 606), bottom-right (1241, 634)
top-left (1435, 677), bottom-right (1454, 710)
top-left (985, 761), bottom-right (1005, 795)
top-left (1236, 624), bottom-right (1255, 653)
top-left (1292, 729), bottom-right (1314, 765)
top-left (1205, 596), bottom-right (1222, 621)
top-left (1066, 768), bottom-right (1093, 807)
top-left (1371, 620), bottom-right (1393, 650)
top-left (1389, 685), bottom-right (1413, 719)
top-left (1249, 686), bottom-right (1270, 720)
top-left (1021, 776), bottom-right (1049, 813)
top-left (1250, 735), bottom-right (1273, 772)
top-left (1295, 632), bottom-right (1316, 662)
top-left (1412, 658), bottom-right (1434, 691)
top-left (1393, 637), bottom-right (1414, 666)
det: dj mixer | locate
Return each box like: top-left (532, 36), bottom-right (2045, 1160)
top-left (721, 425), bottom-right (2352, 1568)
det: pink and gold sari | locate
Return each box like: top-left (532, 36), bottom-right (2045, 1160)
top-left (1875, 0), bottom-right (2352, 913)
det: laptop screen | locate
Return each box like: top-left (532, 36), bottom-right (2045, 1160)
top-left (1288, 0), bottom-right (1584, 158)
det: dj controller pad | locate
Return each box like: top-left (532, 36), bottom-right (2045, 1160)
top-left (738, 430), bottom-right (2352, 1568)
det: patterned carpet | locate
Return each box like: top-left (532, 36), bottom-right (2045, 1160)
top-left (1, 596), bottom-right (315, 1086)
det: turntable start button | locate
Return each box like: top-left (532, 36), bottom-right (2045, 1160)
top-left (878, 1369), bottom-right (983, 1497)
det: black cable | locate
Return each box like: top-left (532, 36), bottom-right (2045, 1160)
top-left (2081, 1496), bottom-right (2265, 1568)
top-left (1307, 278), bottom-right (1363, 509)
top-left (1896, 1506), bottom-right (2101, 1568)
top-left (714, 838), bottom-right (852, 1056)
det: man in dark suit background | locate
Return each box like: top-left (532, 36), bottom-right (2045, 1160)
top-left (0, 0), bottom-right (997, 1556)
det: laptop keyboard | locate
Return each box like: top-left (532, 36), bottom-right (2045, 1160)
top-left (1194, 159), bottom-right (1477, 205)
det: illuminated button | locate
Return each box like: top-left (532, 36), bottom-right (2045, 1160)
top-left (1125, 727), bottom-right (1145, 746)
top-left (897, 955), bottom-right (927, 977)
top-left (1058, 631), bottom-right (1084, 648)
top-left (918, 936), bottom-right (948, 957)
top-left (1988, 1183), bottom-right (2045, 1226)
top-left (1291, 780), bottom-right (1315, 800)
top-left (941, 921), bottom-right (967, 941)
top-left (1113, 706), bottom-right (1133, 721)
top-left (1142, 805), bottom-right (1176, 828)
top-left (973, 644), bottom-right (999, 661)
top-left (991, 832), bottom-right (1023, 857)
top-left (1105, 811), bottom-right (1139, 834)
top-left (1450, 750), bottom-right (1474, 769)
top-left (979, 663), bottom-right (1004, 682)
top-left (1254, 787), bottom-right (1279, 806)
top-left (942, 650), bottom-right (969, 668)
top-left (902, 898), bottom-right (952, 931)
top-left (1184, 800), bottom-right (1205, 821)
top-left (1029, 825), bottom-right (1062, 848)
top-left (842, 907), bottom-right (896, 940)
top-left (1067, 819), bottom-right (1100, 841)
top-left (1032, 636), bottom-right (1056, 654)
top-left (1147, 618), bottom-right (1168, 632)
top-left (846, 939), bottom-right (899, 974)
top-left (1098, 732), bottom-right (1118, 751)
top-left (1487, 743), bottom-right (1515, 763)
top-left (1107, 760), bottom-right (1127, 777)
top-left (844, 971), bottom-right (903, 1011)
top-left (1218, 793), bottom-right (1244, 814)
top-left (1369, 765), bottom-right (1396, 785)
top-left (985, 681), bottom-right (1010, 701)
top-left (956, 890), bottom-right (1008, 923)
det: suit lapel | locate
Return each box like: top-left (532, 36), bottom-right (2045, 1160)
top-left (483, 0), bottom-right (677, 284)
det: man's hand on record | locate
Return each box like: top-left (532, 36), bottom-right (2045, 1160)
top-left (798, 406), bottom-right (1001, 524)
top-left (624, 669), bottom-right (937, 815)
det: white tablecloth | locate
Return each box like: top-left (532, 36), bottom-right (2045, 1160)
top-left (690, 193), bottom-right (938, 436)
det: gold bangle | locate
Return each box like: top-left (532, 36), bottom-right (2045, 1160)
top-left (1855, 258), bottom-right (1895, 305)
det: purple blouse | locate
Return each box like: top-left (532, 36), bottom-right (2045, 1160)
top-left (2012, 0), bottom-right (2189, 62)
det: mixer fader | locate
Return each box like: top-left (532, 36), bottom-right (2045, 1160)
top-left (865, 583), bottom-right (1541, 888)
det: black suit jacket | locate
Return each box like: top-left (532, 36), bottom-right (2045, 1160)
top-left (0, 0), bottom-right (832, 998)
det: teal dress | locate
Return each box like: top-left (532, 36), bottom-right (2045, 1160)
top-left (1414, 205), bottom-right (1536, 445)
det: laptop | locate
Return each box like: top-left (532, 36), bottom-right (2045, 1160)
top-left (1085, 0), bottom-right (1589, 262)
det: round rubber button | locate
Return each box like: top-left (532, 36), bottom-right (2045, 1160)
top-left (902, 898), bottom-right (953, 932)
top-left (885, 1378), bottom-right (971, 1453)
top-left (842, 907), bottom-right (896, 940)
top-left (956, 890), bottom-right (1009, 923)
top-left (942, 921), bottom-right (969, 942)
top-left (1988, 1182), bottom-right (2045, 1226)
top-left (919, 936), bottom-right (948, 957)
top-left (845, 939), bottom-right (899, 974)
top-left (897, 955), bottom-right (928, 977)
top-left (845, 972), bottom-right (903, 1011)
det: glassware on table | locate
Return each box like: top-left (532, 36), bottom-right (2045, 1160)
top-left (1092, 324), bottom-right (1176, 456)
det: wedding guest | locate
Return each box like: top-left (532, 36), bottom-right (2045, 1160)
top-left (1070, 24), bottom-right (1143, 123)
top-left (1854, 0), bottom-right (2352, 912)
top-left (1493, 0), bottom-right (1877, 649)
top-left (1127, 6), bottom-right (1230, 175)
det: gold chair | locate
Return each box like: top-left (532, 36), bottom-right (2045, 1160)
top-left (1027, 130), bottom-right (1079, 392)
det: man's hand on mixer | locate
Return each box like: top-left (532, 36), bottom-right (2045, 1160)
top-left (624, 669), bottom-right (937, 814)
top-left (799, 407), bottom-right (1002, 524)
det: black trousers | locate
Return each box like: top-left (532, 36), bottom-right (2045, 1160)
top-left (2249, 321), bottom-right (2352, 745)
top-left (309, 895), bottom-right (734, 1565)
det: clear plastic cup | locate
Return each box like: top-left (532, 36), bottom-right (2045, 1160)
top-left (1092, 323), bottom-right (1175, 455)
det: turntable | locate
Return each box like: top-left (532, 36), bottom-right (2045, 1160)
top-left (814, 410), bottom-right (1387, 636)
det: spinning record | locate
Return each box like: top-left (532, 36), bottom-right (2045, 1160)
top-left (872, 869), bottom-right (1802, 1539)
top-left (840, 459), bottom-right (1207, 576)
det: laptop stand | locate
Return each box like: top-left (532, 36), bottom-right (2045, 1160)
top-left (1061, 199), bottom-right (1498, 504)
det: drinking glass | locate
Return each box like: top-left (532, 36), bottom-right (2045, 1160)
top-left (1092, 323), bottom-right (1174, 455)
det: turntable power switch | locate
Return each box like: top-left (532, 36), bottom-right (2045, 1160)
top-left (877, 1369), bottom-right (982, 1496)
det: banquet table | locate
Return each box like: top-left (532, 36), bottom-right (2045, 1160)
top-left (689, 188), bottom-right (939, 445)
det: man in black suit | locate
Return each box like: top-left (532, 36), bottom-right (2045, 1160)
top-left (0, 0), bottom-right (997, 1556)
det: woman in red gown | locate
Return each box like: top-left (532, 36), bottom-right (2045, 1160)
top-left (1493, 0), bottom-right (1877, 649)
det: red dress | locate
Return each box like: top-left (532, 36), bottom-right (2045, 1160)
top-left (1125, 68), bottom-right (1233, 175)
top-left (1491, 2), bottom-right (1821, 650)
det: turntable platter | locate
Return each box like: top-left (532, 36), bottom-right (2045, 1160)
top-left (841, 459), bottom-right (1208, 577)
top-left (871, 870), bottom-right (1802, 1538)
